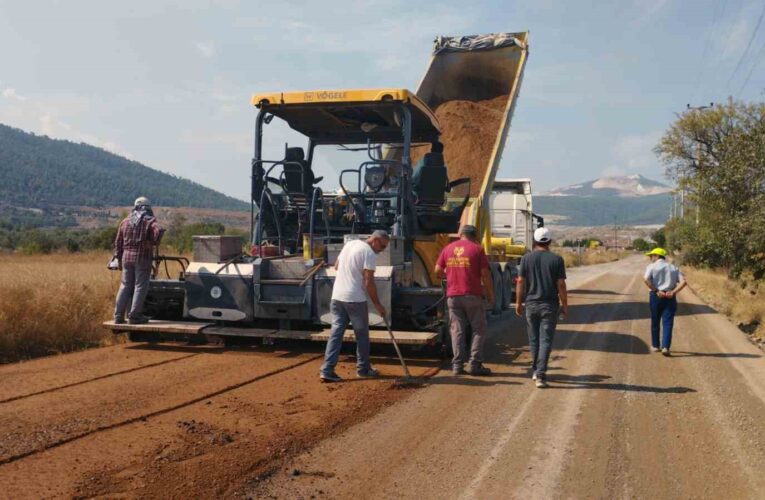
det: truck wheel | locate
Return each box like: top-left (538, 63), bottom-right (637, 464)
top-left (501, 270), bottom-right (513, 310)
top-left (491, 265), bottom-right (503, 314)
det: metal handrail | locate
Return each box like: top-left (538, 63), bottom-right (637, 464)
top-left (253, 159), bottom-right (307, 251)
top-left (308, 186), bottom-right (331, 259)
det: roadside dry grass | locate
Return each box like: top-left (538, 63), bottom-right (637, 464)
top-left (684, 267), bottom-right (765, 344)
top-left (561, 249), bottom-right (632, 268)
top-left (0, 251), bottom-right (121, 363)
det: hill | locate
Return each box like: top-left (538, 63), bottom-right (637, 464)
top-left (534, 175), bottom-right (673, 226)
top-left (544, 174), bottom-right (672, 198)
top-left (534, 193), bottom-right (671, 226)
top-left (0, 123), bottom-right (248, 211)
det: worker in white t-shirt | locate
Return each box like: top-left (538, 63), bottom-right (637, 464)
top-left (320, 230), bottom-right (390, 382)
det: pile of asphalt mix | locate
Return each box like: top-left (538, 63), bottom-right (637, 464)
top-left (413, 94), bottom-right (509, 198)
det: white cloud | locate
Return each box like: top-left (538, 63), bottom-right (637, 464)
top-left (601, 165), bottom-right (627, 177)
top-left (612, 131), bottom-right (662, 170)
top-left (2, 87), bottom-right (26, 101)
top-left (600, 130), bottom-right (662, 178)
top-left (194, 40), bottom-right (216, 58)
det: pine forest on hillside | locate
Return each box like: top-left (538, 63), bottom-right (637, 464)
top-left (0, 123), bottom-right (248, 212)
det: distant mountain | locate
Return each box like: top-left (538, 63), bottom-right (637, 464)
top-left (544, 174), bottom-right (672, 198)
top-left (534, 194), bottom-right (671, 226)
top-left (0, 123), bottom-right (248, 212)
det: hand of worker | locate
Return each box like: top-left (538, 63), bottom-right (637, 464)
top-left (560, 304), bottom-right (569, 317)
top-left (515, 302), bottom-right (524, 317)
top-left (375, 303), bottom-right (387, 319)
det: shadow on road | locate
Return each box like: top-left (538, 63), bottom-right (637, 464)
top-left (566, 301), bottom-right (717, 322)
top-left (546, 373), bottom-right (697, 394)
top-left (553, 329), bottom-right (651, 355)
top-left (666, 351), bottom-right (762, 359)
top-left (568, 289), bottom-right (624, 296)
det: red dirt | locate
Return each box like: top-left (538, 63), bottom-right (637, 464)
top-left (413, 95), bottom-right (509, 198)
top-left (0, 341), bottom-right (438, 498)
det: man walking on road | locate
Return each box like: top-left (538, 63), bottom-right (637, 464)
top-left (515, 227), bottom-right (567, 388)
top-left (113, 197), bottom-right (164, 325)
top-left (435, 225), bottom-right (495, 376)
top-left (643, 247), bottom-right (687, 356)
top-left (320, 230), bottom-right (390, 382)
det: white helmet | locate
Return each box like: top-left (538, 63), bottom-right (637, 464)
top-left (134, 196), bottom-right (151, 207)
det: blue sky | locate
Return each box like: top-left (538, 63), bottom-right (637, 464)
top-left (1, 0), bottom-right (764, 200)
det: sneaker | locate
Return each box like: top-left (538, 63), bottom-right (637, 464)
top-left (320, 372), bottom-right (343, 383)
top-left (535, 379), bottom-right (549, 388)
top-left (467, 364), bottom-right (492, 376)
top-left (357, 368), bottom-right (380, 378)
top-left (127, 315), bottom-right (150, 325)
top-left (651, 346), bottom-right (660, 352)
top-left (114, 317), bottom-right (126, 325)
top-left (452, 366), bottom-right (466, 376)
top-left (661, 348), bottom-right (670, 357)
top-left (531, 373), bottom-right (538, 381)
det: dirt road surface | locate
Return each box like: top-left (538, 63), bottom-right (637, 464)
top-left (252, 256), bottom-right (765, 499)
top-left (1, 256), bottom-right (764, 498)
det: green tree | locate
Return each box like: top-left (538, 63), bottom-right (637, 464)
top-left (632, 238), bottom-right (650, 252)
top-left (650, 227), bottom-right (666, 248)
top-left (655, 99), bottom-right (765, 278)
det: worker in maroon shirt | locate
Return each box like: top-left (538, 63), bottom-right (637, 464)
top-left (435, 225), bottom-right (495, 376)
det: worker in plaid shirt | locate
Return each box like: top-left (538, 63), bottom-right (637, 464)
top-left (113, 197), bottom-right (164, 324)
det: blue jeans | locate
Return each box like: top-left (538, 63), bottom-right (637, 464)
top-left (649, 292), bottom-right (677, 349)
top-left (525, 301), bottom-right (559, 380)
top-left (321, 300), bottom-right (371, 375)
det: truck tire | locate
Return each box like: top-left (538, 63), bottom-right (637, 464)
top-left (501, 270), bottom-right (513, 310)
top-left (491, 264), bottom-right (503, 314)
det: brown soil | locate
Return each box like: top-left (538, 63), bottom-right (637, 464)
top-left (413, 95), bottom-right (509, 198)
top-left (250, 257), bottom-right (765, 499)
top-left (0, 341), bottom-right (439, 498)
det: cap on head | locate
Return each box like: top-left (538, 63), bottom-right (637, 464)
top-left (645, 247), bottom-right (667, 257)
top-left (534, 227), bottom-right (552, 243)
top-left (460, 225), bottom-right (478, 237)
top-left (134, 196), bottom-right (151, 207)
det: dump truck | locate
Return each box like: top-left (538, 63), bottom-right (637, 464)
top-left (105, 32), bottom-right (530, 349)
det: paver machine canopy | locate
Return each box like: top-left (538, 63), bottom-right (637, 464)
top-left (249, 89), bottom-right (447, 255)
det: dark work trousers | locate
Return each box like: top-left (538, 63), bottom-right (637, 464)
top-left (649, 291), bottom-right (677, 349)
top-left (525, 301), bottom-right (559, 380)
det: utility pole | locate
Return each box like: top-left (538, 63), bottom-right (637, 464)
top-left (613, 215), bottom-right (618, 252)
top-left (684, 103), bottom-right (713, 223)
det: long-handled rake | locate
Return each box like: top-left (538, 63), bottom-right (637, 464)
top-left (382, 317), bottom-right (426, 388)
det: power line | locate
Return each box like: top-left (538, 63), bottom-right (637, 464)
top-left (692, 0), bottom-right (729, 102)
top-left (726, 0), bottom-right (765, 88)
top-left (736, 38), bottom-right (765, 96)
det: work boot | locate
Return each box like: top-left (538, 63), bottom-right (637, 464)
top-left (128, 315), bottom-right (150, 325)
top-left (114, 317), bottom-right (126, 325)
top-left (467, 364), bottom-right (492, 376)
top-left (452, 365), bottom-right (466, 376)
top-left (357, 367), bottom-right (380, 378)
top-left (320, 372), bottom-right (343, 383)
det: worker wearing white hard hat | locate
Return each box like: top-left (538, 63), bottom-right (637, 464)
top-left (515, 226), bottom-right (568, 388)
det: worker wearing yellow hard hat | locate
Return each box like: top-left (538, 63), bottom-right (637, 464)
top-left (642, 247), bottom-right (687, 356)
